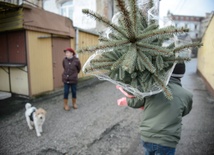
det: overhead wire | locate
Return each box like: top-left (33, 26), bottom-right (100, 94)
top-left (174, 0), bottom-right (187, 14)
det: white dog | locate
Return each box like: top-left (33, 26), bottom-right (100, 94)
top-left (25, 103), bottom-right (46, 137)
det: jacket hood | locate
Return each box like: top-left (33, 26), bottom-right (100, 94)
top-left (169, 77), bottom-right (182, 86)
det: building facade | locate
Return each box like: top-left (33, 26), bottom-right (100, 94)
top-left (197, 14), bottom-right (214, 96)
top-left (166, 12), bottom-right (204, 41)
top-left (0, 2), bottom-right (99, 97)
top-left (200, 12), bottom-right (214, 38)
top-left (43, 0), bottom-right (160, 31)
top-left (43, 0), bottom-right (115, 31)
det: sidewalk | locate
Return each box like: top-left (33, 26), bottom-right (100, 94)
top-left (176, 59), bottom-right (214, 155)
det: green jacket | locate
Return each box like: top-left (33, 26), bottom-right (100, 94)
top-left (127, 77), bottom-right (193, 148)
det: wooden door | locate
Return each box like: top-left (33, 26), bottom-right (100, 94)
top-left (52, 37), bottom-right (70, 89)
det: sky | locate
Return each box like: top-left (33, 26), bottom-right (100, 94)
top-left (159, 0), bottom-right (214, 17)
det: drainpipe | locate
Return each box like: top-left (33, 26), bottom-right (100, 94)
top-left (41, 0), bottom-right (44, 9)
top-left (75, 27), bottom-right (79, 58)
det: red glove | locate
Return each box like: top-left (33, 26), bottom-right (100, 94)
top-left (117, 97), bottom-right (128, 106)
top-left (116, 85), bottom-right (144, 110)
top-left (116, 85), bottom-right (134, 106)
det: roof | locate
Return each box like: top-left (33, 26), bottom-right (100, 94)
top-left (0, 1), bottom-right (20, 12)
top-left (0, 2), bottom-right (75, 37)
top-left (23, 4), bottom-right (75, 37)
top-left (168, 13), bottom-right (204, 22)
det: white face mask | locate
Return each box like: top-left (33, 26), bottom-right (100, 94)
top-left (65, 51), bottom-right (74, 59)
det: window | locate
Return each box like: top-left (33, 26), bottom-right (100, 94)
top-left (18, 0), bottom-right (23, 5)
top-left (61, 1), bottom-right (74, 20)
top-left (195, 24), bottom-right (197, 30)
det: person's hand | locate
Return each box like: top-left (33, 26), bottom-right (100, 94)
top-left (116, 85), bottom-right (135, 98)
top-left (117, 97), bottom-right (128, 106)
top-left (116, 85), bottom-right (144, 110)
top-left (116, 85), bottom-right (135, 106)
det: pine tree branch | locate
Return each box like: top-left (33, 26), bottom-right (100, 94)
top-left (138, 10), bottom-right (148, 30)
top-left (152, 75), bottom-right (173, 100)
top-left (118, 67), bottom-right (125, 80)
top-left (141, 34), bottom-right (173, 46)
top-left (173, 42), bottom-right (203, 53)
top-left (108, 32), bottom-right (124, 40)
top-left (138, 70), bottom-right (151, 83)
top-left (116, 0), bottom-right (135, 39)
top-left (164, 57), bottom-right (191, 63)
top-left (91, 61), bottom-right (113, 68)
top-left (122, 45), bottom-right (137, 73)
top-left (91, 59), bottom-right (114, 63)
top-left (109, 69), bottom-right (120, 80)
top-left (77, 40), bottom-right (130, 53)
top-left (101, 50), bottom-right (122, 60)
top-left (82, 9), bottom-right (128, 39)
top-left (131, 78), bottom-right (138, 89)
top-left (141, 23), bottom-right (159, 33)
top-left (137, 48), bottom-right (169, 56)
top-left (136, 27), bottom-right (189, 42)
top-left (85, 64), bottom-right (112, 73)
top-left (128, 0), bottom-right (138, 33)
top-left (156, 55), bottom-right (164, 70)
top-left (111, 53), bottom-right (126, 70)
top-left (136, 56), bottom-right (146, 71)
top-left (98, 36), bottom-right (110, 43)
top-left (137, 51), bottom-right (156, 73)
top-left (137, 42), bottom-right (172, 55)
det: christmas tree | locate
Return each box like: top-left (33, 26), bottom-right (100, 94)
top-left (78, 0), bottom-right (202, 100)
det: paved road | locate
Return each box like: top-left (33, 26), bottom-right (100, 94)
top-left (0, 78), bottom-right (141, 155)
top-left (0, 59), bottom-right (214, 155)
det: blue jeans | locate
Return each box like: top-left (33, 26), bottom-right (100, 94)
top-left (64, 83), bottom-right (77, 99)
top-left (142, 141), bottom-right (175, 155)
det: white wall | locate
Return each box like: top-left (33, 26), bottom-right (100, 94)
top-left (0, 67), bottom-right (10, 92)
top-left (43, 0), bottom-right (96, 29)
top-left (43, 0), bottom-right (60, 14)
top-left (73, 0), bottom-right (96, 29)
top-left (10, 67), bottom-right (29, 95)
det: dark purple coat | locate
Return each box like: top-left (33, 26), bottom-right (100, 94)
top-left (62, 56), bottom-right (81, 84)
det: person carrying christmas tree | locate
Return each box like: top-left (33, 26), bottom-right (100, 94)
top-left (121, 63), bottom-right (193, 155)
top-left (62, 48), bottom-right (81, 111)
top-left (78, 1), bottom-right (199, 153)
